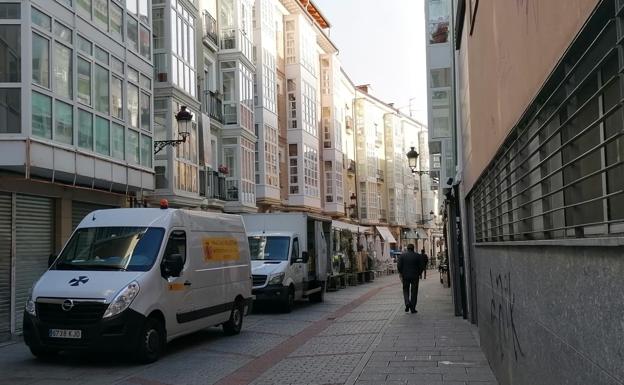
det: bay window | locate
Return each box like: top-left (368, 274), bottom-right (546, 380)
top-left (32, 91), bottom-right (52, 139)
top-left (94, 65), bottom-right (109, 114)
top-left (77, 57), bottom-right (91, 105)
top-left (32, 33), bottom-right (50, 88)
top-left (95, 116), bottom-right (109, 155)
top-left (78, 109), bottom-right (93, 149)
top-left (128, 84), bottom-right (139, 128)
top-left (54, 100), bottom-right (73, 144)
top-left (54, 43), bottom-right (72, 99)
top-left (0, 25), bottom-right (20, 82)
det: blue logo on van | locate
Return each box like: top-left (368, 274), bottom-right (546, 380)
top-left (69, 276), bottom-right (89, 286)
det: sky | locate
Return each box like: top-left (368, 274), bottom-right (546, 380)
top-left (314, 0), bottom-right (428, 124)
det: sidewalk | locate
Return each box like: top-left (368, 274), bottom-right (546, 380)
top-left (350, 271), bottom-right (498, 385)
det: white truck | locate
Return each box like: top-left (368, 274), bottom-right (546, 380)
top-left (242, 213), bottom-right (331, 312)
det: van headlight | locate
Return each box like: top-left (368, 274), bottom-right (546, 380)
top-left (103, 281), bottom-right (140, 318)
top-left (268, 272), bottom-right (285, 285)
top-left (25, 296), bottom-right (36, 316)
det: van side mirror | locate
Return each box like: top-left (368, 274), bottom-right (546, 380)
top-left (48, 253), bottom-right (57, 268)
top-left (302, 251), bottom-right (309, 263)
top-left (161, 253), bottom-right (184, 278)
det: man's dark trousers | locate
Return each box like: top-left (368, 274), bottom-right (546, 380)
top-left (403, 277), bottom-right (420, 310)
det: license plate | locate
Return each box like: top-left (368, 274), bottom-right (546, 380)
top-left (48, 329), bottom-right (82, 339)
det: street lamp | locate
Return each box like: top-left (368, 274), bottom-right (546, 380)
top-left (154, 106), bottom-right (193, 154)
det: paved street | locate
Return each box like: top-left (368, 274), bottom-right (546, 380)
top-left (0, 273), bottom-right (497, 385)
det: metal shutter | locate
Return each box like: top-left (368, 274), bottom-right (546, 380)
top-left (72, 201), bottom-right (114, 230)
top-left (15, 195), bottom-right (54, 333)
top-left (0, 193), bottom-right (12, 340)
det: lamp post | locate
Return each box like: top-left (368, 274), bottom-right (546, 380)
top-left (406, 147), bottom-right (436, 250)
top-left (154, 106), bottom-right (193, 154)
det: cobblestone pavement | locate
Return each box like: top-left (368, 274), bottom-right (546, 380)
top-left (0, 272), bottom-right (497, 385)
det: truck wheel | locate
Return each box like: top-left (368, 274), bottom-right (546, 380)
top-left (283, 287), bottom-right (295, 313)
top-left (29, 346), bottom-right (59, 360)
top-left (223, 299), bottom-right (244, 336)
top-left (136, 317), bottom-right (165, 364)
top-left (309, 284), bottom-right (325, 303)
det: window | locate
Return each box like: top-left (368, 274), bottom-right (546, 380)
top-left (153, 8), bottom-right (164, 49)
top-left (0, 3), bottom-right (20, 19)
top-left (56, 0), bottom-right (72, 7)
top-left (31, 8), bottom-right (51, 31)
top-left (127, 129), bottom-right (139, 163)
top-left (428, 0), bottom-right (449, 44)
top-left (140, 74), bottom-right (151, 89)
top-left (111, 76), bottom-right (123, 119)
top-left (126, 0), bottom-right (137, 15)
top-left (140, 91), bottom-right (150, 131)
top-left (111, 122), bottom-right (124, 159)
top-left (55, 100), bottom-right (73, 145)
top-left (54, 43), bottom-right (72, 99)
top-left (127, 16), bottom-right (138, 52)
top-left (110, 2), bottom-right (123, 40)
top-left (54, 22), bottom-right (72, 44)
top-left (291, 238), bottom-right (299, 261)
top-left (163, 230), bottom-right (186, 268)
top-left (78, 109), bottom-right (93, 149)
top-left (95, 116), bottom-right (109, 155)
top-left (32, 92), bottom-right (52, 139)
top-left (140, 134), bottom-right (152, 167)
top-left (430, 68), bottom-right (451, 88)
top-left (77, 58), bottom-right (91, 105)
top-left (111, 56), bottom-right (124, 74)
top-left (94, 0), bottom-right (108, 30)
top-left (77, 0), bottom-right (91, 17)
top-left (0, 25), bottom-right (20, 82)
top-left (128, 84), bottom-right (139, 128)
top-left (95, 46), bottom-right (109, 64)
top-left (139, 24), bottom-right (150, 60)
top-left (0, 89), bottom-right (20, 133)
top-left (138, 0), bottom-right (149, 23)
top-left (32, 33), bottom-right (50, 88)
top-left (303, 145), bottom-right (319, 197)
top-left (288, 143), bottom-right (298, 194)
top-left (94, 65), bottom-right (109, 114)
top-left (77, 35), bottom-right (92, 55)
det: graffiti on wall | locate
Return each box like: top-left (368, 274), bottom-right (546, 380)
top-left (489, 269), bottom-right (525, 361)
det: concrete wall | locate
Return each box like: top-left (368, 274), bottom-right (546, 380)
top-left (462, 0), bottom-right (600, 193)
top-left (474, 243), bottom-right (624, 385)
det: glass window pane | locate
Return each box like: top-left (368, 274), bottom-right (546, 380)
top-left (56, 0), bottom-right (72, 8)
top-left (93, 0), bottom-right (108, 30)
top-left (111, 122), bottom-right (124, 159)
top-left (127, 129), bottom-right (139, 163)
top-left (32, 91), bottom-right (52, 139)
top-left (77, 35), bottom-right (92, 55)
top-left (139, 0), bottom-right (148, 23)
top-left (140, 74), bottom-right (151, 89)
top-left (171, 9), bottom-right (177, 53)
top-left (94, 64), bottom-right (109, 114)
top-left (31, 8), bottom-right (51, 31)
top-left (55, 100), bottom-right (73, 145)
top-left (77, 0), bottom-right (91, 16)
top-left (111, 76), bottom-right (123, 120)
top-left (0, 3), bottom-right (20, 19)
top-left (128, 67), bottom-right (139, 82)
top-left (77, 57), bottom-right (91, 105)
top-left (128, 83), bottom-right (139, 127)
top-left (32, 33), bottom-right (50, 88)
top-left (54, 22), bottom-right (72, 43)
top-left (0, 89), bottom-right (20, 133)
top-left (78, 109), bottom-right (93, 149)
top-left (0, 25), bottom-right (20, 82)
top-left (139, 24), bottom-right (150, 59)
top-left (140, 134), bottom-right (152, 167)
top-left (140, 92), bottom-right (150, 131)
top-left (111, 56), bottom-right (124, 74)
top-left (127, 16), bottom-right (138, 52)
top-left (126, 0), bottom-right (137, 15)
top-left (95, 116), bottom-right (110, 155)
top-left (95, 46), bottom-right (109, 64)
top-left (110, 2), bottom-right (123, 39)
top-left (54, 43), bottom-right (72, 99)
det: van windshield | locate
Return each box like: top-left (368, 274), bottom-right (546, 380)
top-left (249, 236), bottom-right (290, 261)
top-left (52, 227), bottom-right (165, 271)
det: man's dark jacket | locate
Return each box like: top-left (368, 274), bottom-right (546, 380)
top-left (397, 250), bottom-right (425, 280)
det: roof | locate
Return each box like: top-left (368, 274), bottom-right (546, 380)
top-left (297, 0), bottom-right (330, 29)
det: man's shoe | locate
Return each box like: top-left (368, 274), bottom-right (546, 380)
top-left (410, 309), bottom-right (417, 314)
top-left (405, 306), bottom-right (409, 312)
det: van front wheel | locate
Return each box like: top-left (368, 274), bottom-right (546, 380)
top-left (136, 317), bottom-right (165, 364)
top-left (223, 300), bottom-right (244, 336)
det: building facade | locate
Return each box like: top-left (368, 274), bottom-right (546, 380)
top-left (0, 0), bottom-right (154, 340)
top-left (454, 0), bottom-right (623, 384)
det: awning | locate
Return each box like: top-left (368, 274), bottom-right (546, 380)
top-left (376, 226), bottom-right (397, 243)
top-left (332, 220), bottom-right (372, 234)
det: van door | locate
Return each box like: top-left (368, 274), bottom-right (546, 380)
top-left (160, 229), bottom-right (195, 337)
top-left (291, 237), bottom-right (305, 297)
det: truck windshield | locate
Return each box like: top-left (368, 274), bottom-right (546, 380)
top-left (249, 236), bottom-right (290, 261)
top-left (52, 227), bottom-right (165, 272)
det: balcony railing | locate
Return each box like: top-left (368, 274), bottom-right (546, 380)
top-left (376, 169), bottom-right (384, 182)
top-left (202, 11), bottom-right (218, 46)
top-left (347, 160), bottom-right (356, 174)
top-left (201, 170), bottom-right (227, 201)
top-left (225, 179), bottom-right (239, 201)
top-left (204, 90), bottom-right (223, 123)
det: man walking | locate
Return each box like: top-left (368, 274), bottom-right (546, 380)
top-left (397, 244), bottom-right (425, 313)
top-left (421, 249), bottom-right (429, 279)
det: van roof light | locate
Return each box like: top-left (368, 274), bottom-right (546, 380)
top-left (160, 199), bottom-right (169, 209)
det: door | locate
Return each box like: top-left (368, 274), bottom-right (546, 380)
top-left (290, 237), bottom-right (304, 297)
top-left (15, 195), bottom-right (54, 333)
top-left (160, 230), bottom-right (195, 337)
top-left (0, 193), bottom-right (11, 340)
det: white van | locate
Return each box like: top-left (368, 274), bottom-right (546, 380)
top-left (23, 207), bottom-right (252, 363)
